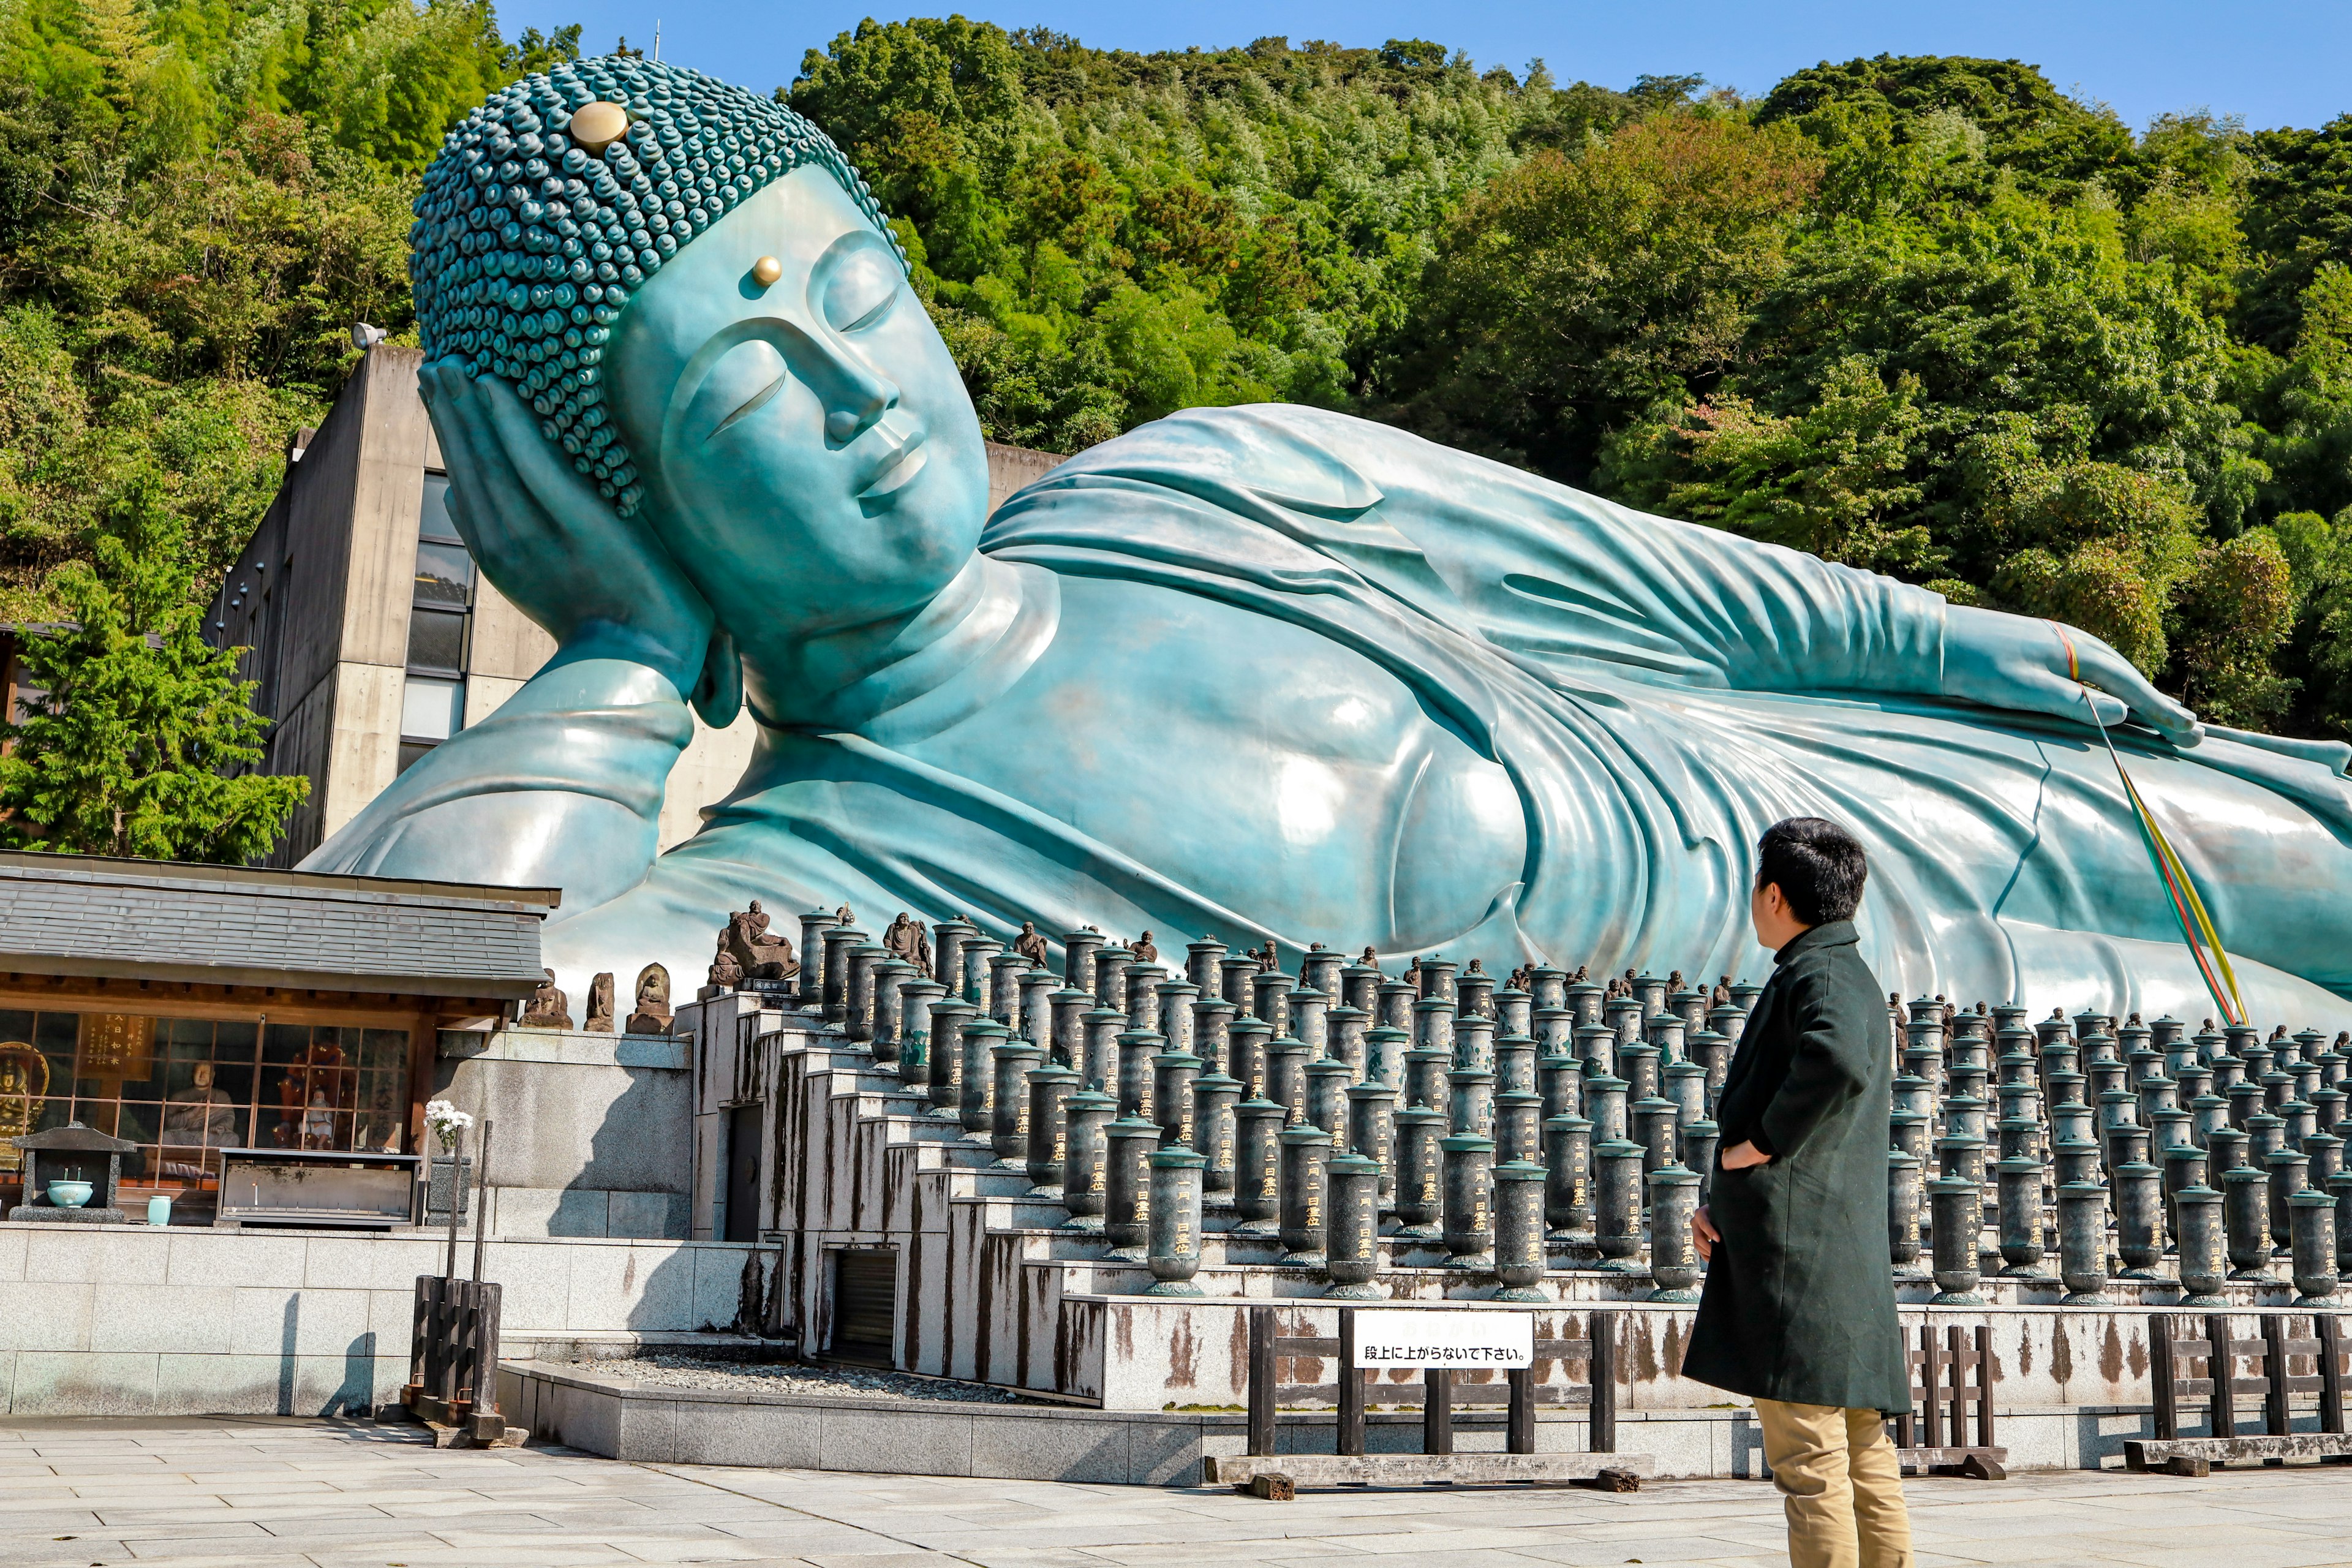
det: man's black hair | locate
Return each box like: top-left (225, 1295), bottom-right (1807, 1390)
top-left (1755, 816), bottom-right (1868, 927)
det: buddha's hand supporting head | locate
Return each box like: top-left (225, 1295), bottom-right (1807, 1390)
top-left (418, 358), bottom-right (717, 699)
top-left (412, 61), bottom-right (991, 706)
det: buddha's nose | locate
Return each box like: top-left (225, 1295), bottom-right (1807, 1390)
top-left (821, 352), bottom-right (899, 445)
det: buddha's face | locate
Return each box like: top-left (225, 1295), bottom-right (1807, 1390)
top-left (606, 167), bottom-right (990, 663)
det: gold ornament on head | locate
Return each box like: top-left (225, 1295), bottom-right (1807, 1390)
top-left (568, 100), bottom-right (630, 156)
top-left (751, 255), bottom-right (782, 288)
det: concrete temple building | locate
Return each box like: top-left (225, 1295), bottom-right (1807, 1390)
top-left (208, 344), bottom-right (1061, 867)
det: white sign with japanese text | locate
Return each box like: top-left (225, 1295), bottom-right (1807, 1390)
top-left (1351, 1310), bottom-right (1534, 1369)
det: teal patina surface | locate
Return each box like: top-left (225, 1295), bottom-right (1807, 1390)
top-left (311, 58), bottom-right (2352, 1023)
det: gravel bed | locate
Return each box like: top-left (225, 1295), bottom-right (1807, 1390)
top-left (576, 1354), bottom-right (1042, 1403)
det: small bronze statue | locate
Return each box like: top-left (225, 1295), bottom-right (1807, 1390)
top-left (584, 971), bottom-right (616, 1033)
top-left (1012, 920), bottom-right (1050, 969)
top-left (884, 911), bottom-right (933, 973)
top-left (1358, 946), bottom-right (1380, 970)
top-left (708, 933), bottom-right (744, 990)
top-left (518, 968), bottom-right (573, 1030)
top-left (1132, 930), bottom-right (1158, 964)
top-left (626, 964), bottom-right (673, 1034)
top-left (724, 899), bottom-right (797, 980)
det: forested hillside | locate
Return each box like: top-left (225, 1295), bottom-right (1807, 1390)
top-left (0, 0), bottom-right (577, 618)
top-left (8, 8), bottom-right (2352, 741)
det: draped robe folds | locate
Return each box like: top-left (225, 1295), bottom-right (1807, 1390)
top-left (312, 404), bottom-right (2352, 1021)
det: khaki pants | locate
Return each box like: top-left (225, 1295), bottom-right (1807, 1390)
top-left (1753, 1399), bottom-right (1913, 1568)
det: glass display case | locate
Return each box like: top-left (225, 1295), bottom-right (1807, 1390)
top-left (0, 1009), bottom-right (420, 1208)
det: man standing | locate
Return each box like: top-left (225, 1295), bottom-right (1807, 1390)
top-left (1684, 816), bottom-right (1912, 1568)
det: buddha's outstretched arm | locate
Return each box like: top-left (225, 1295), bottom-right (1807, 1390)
top-left (1536, 483), bottom-right (2204, 744)
top-left (1142, 406), bottom-right (2206, 744)
top-left (299, 362), bottom-right (716, 910)
top-left (1031, 403), bottom-right (2201, 742)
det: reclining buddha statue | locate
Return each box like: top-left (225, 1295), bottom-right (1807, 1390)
top-left (308, 58), bottom-right (2352, 1024)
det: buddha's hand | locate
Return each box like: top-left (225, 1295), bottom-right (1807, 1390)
top-left (421, 359), bottom-right (712, 695)
top-left (1942, 605), bottom-right (2203, 746)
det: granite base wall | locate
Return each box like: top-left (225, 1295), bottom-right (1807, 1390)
top-left (433, 1027), bottom-right (692, 1239)
top-left (0, 1223), bottom-right (759, 1417)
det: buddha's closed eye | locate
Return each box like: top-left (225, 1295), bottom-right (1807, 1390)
top-left (703, 340), bottom-right (790, 442)
top-left (824, 246), bottom-right (900, 333)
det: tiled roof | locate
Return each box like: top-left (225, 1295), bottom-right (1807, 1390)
top-left (0, 853), bottom-right (557, 998)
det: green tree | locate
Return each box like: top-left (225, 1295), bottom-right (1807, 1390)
top-left (2236, 114), bottom-right (2352, 352)
top-left (1597, 355), bottom-right (1931, 573)
top-left (1377, 115), bottom-right (1823, 477)
top-left (1753, 55), bottom-right (2138, 198)
top-left (2270, 507), bottom-right (2352, 734)
top-left (0, 467), bottom-right (307, 861)
top-left (2170, 531), bottom-right (2294, 726)
top-left (1979, 459), bottom-right (2203, 676)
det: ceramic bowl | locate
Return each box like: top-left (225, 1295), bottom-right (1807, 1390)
top-left (45, 1180), bottom-right (94, 1208)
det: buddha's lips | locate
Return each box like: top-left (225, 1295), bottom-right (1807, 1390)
top-left (859, 421), bottom-right (929, 499)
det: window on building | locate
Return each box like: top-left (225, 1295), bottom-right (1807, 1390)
top-left (419, 470), bottom-right (458, 543)
top-left (0, 1011), bottom-right (415, 1193)
top-left (407, 608), bottom-right (467, 673)
top-left (399, 473), bottom-right (475, 774)
top-left (400, 674), bottom-right (464, 741)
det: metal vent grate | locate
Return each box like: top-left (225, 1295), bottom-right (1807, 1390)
top-left (832, 1248), bottom-right (896, 1364)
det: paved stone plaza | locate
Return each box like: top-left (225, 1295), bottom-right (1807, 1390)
top-left (1, 1418), bottom-right (2348, 1567)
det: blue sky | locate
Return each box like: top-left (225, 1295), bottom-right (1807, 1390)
top-left (499, 1), bottom-right (2351, 133)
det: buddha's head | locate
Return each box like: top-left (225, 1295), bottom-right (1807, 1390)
top-left (412, 59), bottom-right (989, 657)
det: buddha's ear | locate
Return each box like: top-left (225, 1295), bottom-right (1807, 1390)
top-left (691, 626), bottom-right (742, 728)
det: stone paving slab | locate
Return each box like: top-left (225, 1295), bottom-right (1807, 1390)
top-left (0, 1416), bottom-right (2346, 1567)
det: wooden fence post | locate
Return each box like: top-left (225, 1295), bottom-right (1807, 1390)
top-left (1248, 1306), bottom-right (1275, 1458)
top-left (2150, 1314), bottom-right (2179, 1442)
top-left (1337, 1308), bottom-right (1365, 1457)
top-left (1973, 1325), bottom-right (1996, 1450)
top-left (2262, 1314), bottom-right (2292, 1438)
top-left (2206, 1313), bottom-right (2236, 1440)
top-left (2320, 1313), bottom-right (2346, 1436)
top-left (1423, 1369), bottom-right (1454, 1455)
top-left (1507, 1366), bottom-right (1535, 1455)
top-left (1588, 1310), bottom-right (1618, 1454)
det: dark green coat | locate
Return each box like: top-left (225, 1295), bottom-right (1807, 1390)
top-left (1681, 920), bottom-right (1909, 1414)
